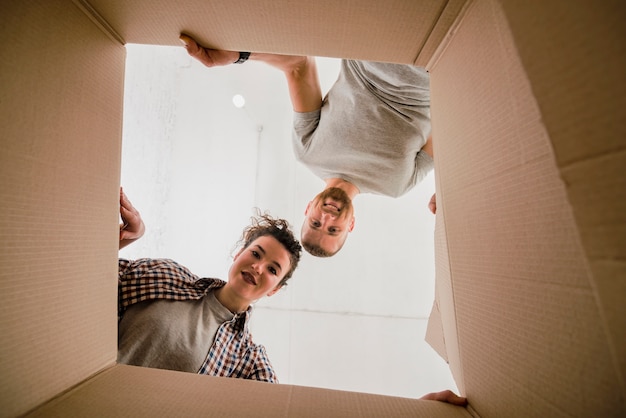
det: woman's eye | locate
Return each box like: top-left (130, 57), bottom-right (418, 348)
top-left (269, 267), bottom-right (277, 275)
top-left (251, 250), bottom-right (260, 258)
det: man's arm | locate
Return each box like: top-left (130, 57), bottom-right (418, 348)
top-left (119, 187), bottom-right (145, 249)
top-left (179, 34), bottom-right (322, 113)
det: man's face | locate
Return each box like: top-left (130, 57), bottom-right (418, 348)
top-left (301, 187), bottom-right (355, 256)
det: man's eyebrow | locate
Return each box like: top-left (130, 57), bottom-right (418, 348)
top-left (255, 244), bottom-right (282, 272)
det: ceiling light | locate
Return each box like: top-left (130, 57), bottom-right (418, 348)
top-left (232, 94), bottom-right (245, 108)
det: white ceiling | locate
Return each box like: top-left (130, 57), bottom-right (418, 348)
top-left (119, 44), bottom-right (457, 398)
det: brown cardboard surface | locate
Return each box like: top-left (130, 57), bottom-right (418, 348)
top-left (429, 0), bottom-right (625, 416)
top-left (430, 205), bottom-right (465, 394)
top-left (79, 0), bottom-right (461, 65)
top-left (0, 1), bottom-right (124, 416)
top-left (425, 297), bottom-right (447, 363)
top-left (25, 364), bottom-right (471, 418)
top-left (498, 0), bottom-right (626, 390)
top-left (2, 0), bottom-right (625, 417)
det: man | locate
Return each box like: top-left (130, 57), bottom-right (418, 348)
top-left (180, 35), bottom-right (435, 257)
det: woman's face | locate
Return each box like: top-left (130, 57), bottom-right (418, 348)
top-left (227, 235), bottom-right (291, 304)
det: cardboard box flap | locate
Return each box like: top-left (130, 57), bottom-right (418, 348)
top-left (426, 204), bottom-right (466, 393)
top-left (498, 0), bottom-right (626, 389)
top-left (0, 1), bottom-right (124, 416)
top-left (26, 364), bottom-right (473, 418)
top-left (425, 298), bottom-right (447, 363)
top-left (429, 0), bottom-right (625, 415)
top-left (3, 0), bottom-right (625, 416)
top-left (80, 0), bottom-right (468, 65)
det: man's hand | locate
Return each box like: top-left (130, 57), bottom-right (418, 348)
top-left (119, 187), bottom-right (145, 249)
top-left (420, 390), bottom-right (467, 406)
top-left (428, 193), bottom-right (437, 214)
top-left (179, 34), bottom-right (240, 67)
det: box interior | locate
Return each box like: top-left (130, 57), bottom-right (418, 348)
top-left (1, 0), bottom-right (624, 416)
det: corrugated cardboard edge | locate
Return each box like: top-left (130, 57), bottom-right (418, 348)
top-left (425, 0), bottom-right (473, 71)
top-left (72, 0), bottom-right (125, 44)
top-left (417, 0), bottom-right (470, 68)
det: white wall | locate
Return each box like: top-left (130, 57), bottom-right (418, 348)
top-left (119, 44), bottom-right (457, 399)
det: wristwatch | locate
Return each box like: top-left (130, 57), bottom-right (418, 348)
top-left (234, 52), bottom-right (251, 64)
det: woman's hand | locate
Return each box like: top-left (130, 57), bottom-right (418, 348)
top-left (119, 187), bottom-right (145, 249)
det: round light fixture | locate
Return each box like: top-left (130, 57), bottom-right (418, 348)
top-left (232, 94), bottom-right (245, 108)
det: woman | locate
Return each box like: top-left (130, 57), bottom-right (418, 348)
top-left (117, 188), bottom-right (301, 383)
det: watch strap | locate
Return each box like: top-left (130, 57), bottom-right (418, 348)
top-left (234, 52), bottom-right (251, 64)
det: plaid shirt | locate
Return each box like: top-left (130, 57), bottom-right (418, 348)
top-left (118, 258), bottom-right (278, 383)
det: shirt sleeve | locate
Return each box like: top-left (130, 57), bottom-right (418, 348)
top-left (247, 345), bottom-right (279, 384)
top-left (414, 150), bottom-right (435, 185)
top-left (292, 109), bottom-right (321, 150)
top-left (117, 258), bottom-right (210, 321)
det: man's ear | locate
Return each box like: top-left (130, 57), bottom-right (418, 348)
top-left (304, 201), bottom-right (312, 215)
top-left (348, 216), bottom-right (355, 232)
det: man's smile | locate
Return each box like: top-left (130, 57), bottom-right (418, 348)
top-left (323, 201), bottom-right (341, 213)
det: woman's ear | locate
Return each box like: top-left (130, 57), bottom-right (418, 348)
top-left (266, 285), bottom-right (283, 298)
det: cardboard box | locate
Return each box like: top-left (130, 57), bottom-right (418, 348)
top-left (1, 0), bottom-right (624, 416)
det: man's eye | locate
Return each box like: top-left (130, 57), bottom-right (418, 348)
top-left (329, 227), bottom-right (337, 233)
top-left (312, 221), bottom-right (321, 227)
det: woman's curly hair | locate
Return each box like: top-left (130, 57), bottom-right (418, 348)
top-left (238, 210), bottom-right (302, 287)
